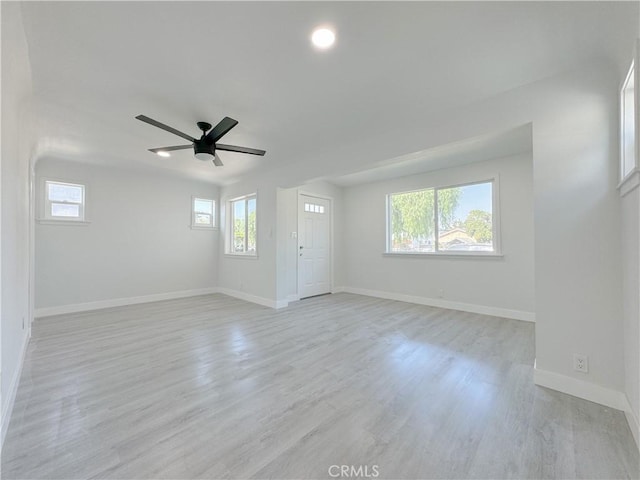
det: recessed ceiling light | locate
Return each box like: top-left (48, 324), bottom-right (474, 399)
top-left (311, 27), bottom-right (335, 49)
top-left (157, 151), bottom-right (170, 157)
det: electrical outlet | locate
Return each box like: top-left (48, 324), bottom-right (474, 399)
top-left (573, 354), bottom-right (589, 373)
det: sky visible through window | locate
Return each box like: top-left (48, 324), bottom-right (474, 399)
top-left (389, 181), bottom-right (494, 253)
top-left (194, 198), bottom-right (212, 214)
top-left (453, 182), bottom-right (492, 221)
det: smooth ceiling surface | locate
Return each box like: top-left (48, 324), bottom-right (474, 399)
top-left (19, 1), bottom-right (637, 185)
top-left (330, 124), bottom-right (532, 187)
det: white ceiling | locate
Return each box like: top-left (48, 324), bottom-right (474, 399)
top-left (329, 123), bottom-right (532, 187)
top-left (19, 1), bottom-right (638, 186)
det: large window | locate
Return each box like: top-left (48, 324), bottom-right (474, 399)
top-left (192, 197), bottom-right (215, 228)
top-left (621, 61), bottom-right (637, 181)
top-left (387, 180), bottom-right (497, 254)
top-left (228, 194), bottom-right (257, 255)
top-left (44, 180), bottom-right (86, 221)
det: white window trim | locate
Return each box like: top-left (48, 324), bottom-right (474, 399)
top-left (619, 40), bottom-right (640, 196)
top-left (37, 177), bottom-right (90, 225)
top-left (620, 54), bottom-right (638, 185)
top-left (385, 177), bottom-right (501, 258)
top-left (191, 196), bottom-right (216, 230)
top-left (225, 192), bottom-right (258, 258)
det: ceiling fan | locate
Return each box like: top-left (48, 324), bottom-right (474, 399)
top-left (135, 114), bottom-right (266, 166)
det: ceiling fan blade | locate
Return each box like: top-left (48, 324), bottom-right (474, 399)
top-left (148, 145), bottom-right (193, 153)
top-left (205, 117), bottom-right (238, 143)
top-left (213, 153), bottom-right (224, 167)
top-left (215, 143), bottom-right (266, 156)
top-left (136, 115), bottom-right (195, 142)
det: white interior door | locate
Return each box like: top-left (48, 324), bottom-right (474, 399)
top-left (298, 194), bottom-right (331, 299)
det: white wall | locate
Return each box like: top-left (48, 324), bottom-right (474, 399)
top-left (34, 159), bottom-right (218, 311)
top-left (217, 178), bottom-right (279, 306)
top-left (217, 177), bottom-right (344, 308)
top-left (342, 152), bottom-right (534, 318)
top-left (1, 2), bottom-right (35, 443)
top-left (621, 183), bottom-right (640, 445)
top-left (236, 61), bottom-right (625, 399)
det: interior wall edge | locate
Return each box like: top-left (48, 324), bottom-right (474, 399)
top-left (216, 288), bottom-right (287, 309)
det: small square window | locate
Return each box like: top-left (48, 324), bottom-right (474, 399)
top-left (192, 197), bottom-right (215, 228)
top-left (44, 180), bottom-right (85, 221)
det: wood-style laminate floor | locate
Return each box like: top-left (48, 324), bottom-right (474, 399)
top-left (2, 293), bottom-right (638, 479)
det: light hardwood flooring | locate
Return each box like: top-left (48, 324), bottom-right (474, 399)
top-left (2, 293), bottom-right (638, 479)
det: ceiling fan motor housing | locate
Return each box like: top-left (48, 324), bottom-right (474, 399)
top-left (194, 139), bottom-right (214, 161)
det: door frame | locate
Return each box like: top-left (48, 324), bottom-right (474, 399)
top-left (296, 190), bottom-right (333, 300)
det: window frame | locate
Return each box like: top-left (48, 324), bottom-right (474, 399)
top-left (226, 193), bottom-right (258, 257)
top-left (385, 177), bottom-right (501, 257)
top-left (191, 196), bottom-right (216, 229)
top-left (40, 178), bottom-right (88, 224)
top-left (620, 58), bottom-right (638, 184)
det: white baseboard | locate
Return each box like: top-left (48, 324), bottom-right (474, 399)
top-left (287, 294), bottom-right (300, 303)
top-left (34, 287), bottom-right (218, 318)
top-left (622, 395), bottom-right (640, 451)
top-left (1, 329), bottom-right (30, 447)
top-left (332, 286), bottom-right (346, 294)
top-left (341, 287), bottom-right (535, 322)
top-left (535, 367), bottom-right (639, 451)
top-left (534, 367), bottom-right (627, 411)
top-left (217, 288), bottom-right (287, 309)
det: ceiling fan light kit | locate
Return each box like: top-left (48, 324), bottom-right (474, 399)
top-left (135, 114), bottom-right (265, 167)
top-left (194, 144), bottom-right (214, 161)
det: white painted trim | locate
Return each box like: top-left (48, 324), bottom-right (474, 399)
top-left (332, 286), bottom-right (346, 294)
top-left (40, 177), bottom-right (88, 222)
top-left (385, 176), bottom-right (502, 255)
top-left (217, 287), bottom-right (287, 309)
top-left (382, 252), bottom-right (503, 259)
top-left (287, 294), bottom-right (300, 303)
top-left (224, 192), bottom-right (258, 256)
top-left (34, 287), bottom-right (218, 318)
top-left (34, 286), bottom-right (293, 319)
top-left (618, 169), bottom-right (640, 197)
top-left (534, 367), bottom-right (639, 451)
top-left (223, 253), bottom-right (259, 260)
top-left (1, 330), bottom-right (30, 447)
top-left (534, 367), bottom-right (627, 411)
top-left (622, 394), bottom-right (640, 451)
top-left (35, 219), bottom-right (91, 226)
top-left (191, 196), bottom-right (216, 229)
top-left (342, 287), bottom-right (535, 322)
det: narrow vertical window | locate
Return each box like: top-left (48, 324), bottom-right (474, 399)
top-left (621, 61), bottom-right (637, 180)
top-left (228, 194), bottom-right (257, 255)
